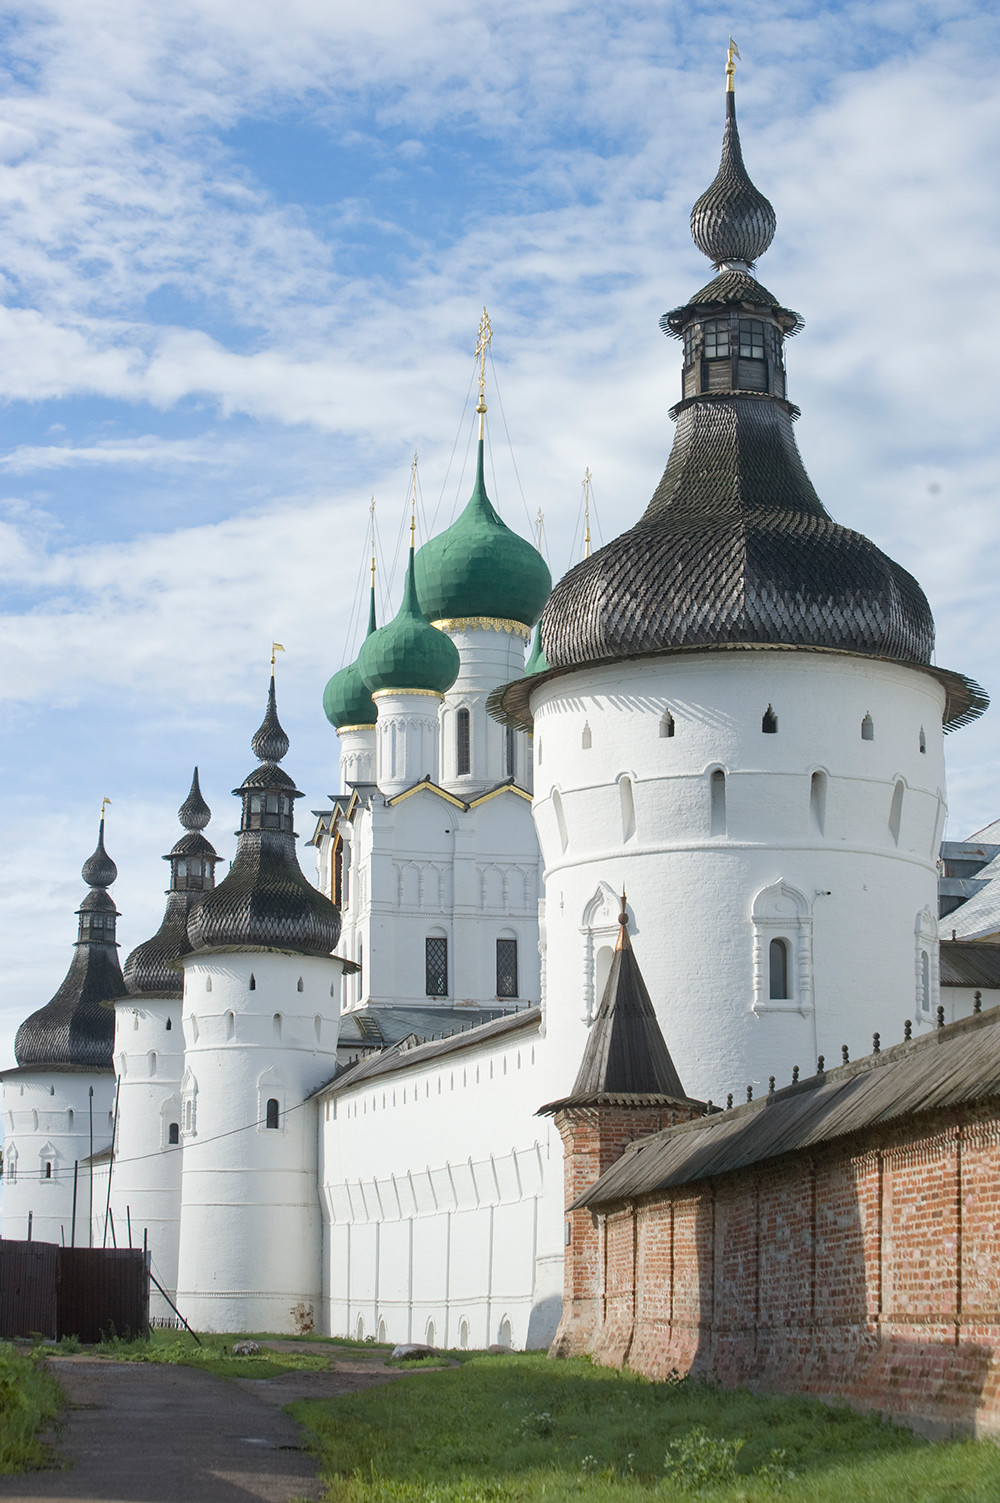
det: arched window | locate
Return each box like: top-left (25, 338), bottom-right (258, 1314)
top-left (762, 705), bottom-right (778, 734)
top-left (768, 938), bottom-right (790, 1000)
top-left (272, 1013), bottom-right (283, 1041)
top-left (581, 722), bottom-right (592, 749)
top-left (377, 1318), bottom-right (387, 1344)
top-left (425, 1319), bottom-right (436, 1347)
top-left (205, 977), bottom-right (212, 992)
top-left (660, 710), bottom-right (675, 738)
top-left (497, 1317), bottom-right (513, 1349)
top-left (619, 775), bottom-right (636, 842)
top-left (861, 713), bottom-right (874, 741)
top-left (889, 780), bottom-right (904, 846)
top-left (296, 977), bottom-right (304, 993)
top-left (67, 1109), bottom-right (74, 1128)
top-left (459, 1318), bottom-right (469, 1349)
top-left (456, 708), bottom-right (471, 776)
top-left (265, 1098), bottom-right (280, 1130)
top-left (810, 770), bottom-right (827, 835)
top-left (919, 727), bottom-right (926, 754)
top-left (248, 973), bottom-right (256, 991)
top-left (356, 1315), bottom-right (364, 1341)
top-left (148, 1051), bottom-right (157, 1077)
top-left (505, 725), bottom-right (517, 779)
top-left (44, 1161), bottom-right (52, 1180)
top-left (225, 1011), bottom-right (235, 1041)
top-left (165, 1017), bottom-right (172, 1031)
top-left (496, 938), bottom-right (518, 998)
top-left (168, 1122), bottom-right (179, 1145)
top-left (552, 789), bottom-right (569, 854)
top-left (710, 769), bottom-right (726, 836)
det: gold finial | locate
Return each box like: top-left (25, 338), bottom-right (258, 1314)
top-left (616, 888), bottom-right (629, 948)
top-left (271, 641), bottom-right (285, 668)
top-left (410, 452), bottom-right (418, 548)
top-left (536, 507), bottom-right (543, 551)
top-left (475, 306), bottom-right (493, 440)
top-left (726, 36), bottom-right (740, 92)
top-left (370, 496), bottom-right (376, 588)
top-left (100, 797), bottom-right (111, 822)
top-left (583, 468), bottom-right (592, 559)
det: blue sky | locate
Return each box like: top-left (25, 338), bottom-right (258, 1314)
top-left (1, 0), bottom-right (999, 1068)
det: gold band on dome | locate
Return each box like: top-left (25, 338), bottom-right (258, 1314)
top-left (371, 688), bottom-right (445, 700)
top-left (336, 723), bottom-right (378, 734)
top-left (433, 616), bottom-right (532, 641)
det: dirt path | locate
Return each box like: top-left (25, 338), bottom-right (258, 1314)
top-left (0, 1349), bottom-right (409, 1503)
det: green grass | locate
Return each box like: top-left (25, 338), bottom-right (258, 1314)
top-left (0, 1342), bottom-right (63, 1473)
top-left (88, 1328), bottom-right (332, 1380)
top-left (291, 1352), bottom-right (1000, 1503)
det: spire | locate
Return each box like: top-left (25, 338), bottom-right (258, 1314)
top-left (14, 816), bottom-right (123, 1067)
top-left (689, 46), bottom-right (776, 271)
top-left (475, 307), bottom-right (492, 441)
top-left (123, 770), bottom-right (220, 996)
top-left (252, 669), bottom-right (290, 764)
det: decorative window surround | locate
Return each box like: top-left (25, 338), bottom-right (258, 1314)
top-left (751, 880), bottom-right (814, 1016)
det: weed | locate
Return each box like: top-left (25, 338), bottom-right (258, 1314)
top-left (0, 1343), bottom-right (62, 1474)
top-left (663, 1426), bottom-right (744, 1489)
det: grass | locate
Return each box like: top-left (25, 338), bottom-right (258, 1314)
top-left (83, 1327), bottom-right (333, 1381)
top-left (291, 1351), bottom-right (1000, 1503)
top-left (0, 1342), bottom-right (63, 1474)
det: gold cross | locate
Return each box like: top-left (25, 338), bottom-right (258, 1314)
top-left (726, 36), bottom-right (740, 91)
top-left (271, 641), bottom-right (285, 668)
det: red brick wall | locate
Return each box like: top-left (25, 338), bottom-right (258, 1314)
top-left (558, 1104), bottom-right (1000, 1436)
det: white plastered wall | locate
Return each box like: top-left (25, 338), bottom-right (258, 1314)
top-left (1, 1070), bottom-right (116, 1246)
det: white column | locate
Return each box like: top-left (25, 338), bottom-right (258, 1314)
top-left (338, 724), bottom-right (377, 787)
top-left (436, 623), bottom-right (529, 792)
top-left (373, 690), bottom-right (442, 797)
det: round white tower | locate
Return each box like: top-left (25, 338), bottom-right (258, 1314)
top-left (1, 818), bottom-right (122, 1246)
top-left (174, 675), bottom-right (346, 1333)
top-left (491, 81), bottom-right (987, 1106)
top-left (109, 769), bottom-right (219, 1316)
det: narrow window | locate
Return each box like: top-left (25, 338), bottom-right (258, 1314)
top-left (889, 779), bottom-right (904, 846)
top-left (248, 973), bottom-right (256, 991)
top-left (265, 1098), bottom-right (280, 1130)
top-left (537, 739), bottom-right (542, 765)
top-left (205, 977), bottom-right (212, 992)
top-left (191, 1015), bottom-right (199, 1041)
top-left (296, 977), bottom-right (304, 993)
top-left (459, 1319), bottom-right (469, 1349)
top-left (456, 708), bottom-right (471, 776)
top-left (148, 1051), bottom-right (157, 1077)
top-left (225, 1011), bottom-right (235, 1040)
top-left (425, 937), bottom-right (448, 997)
top-left (861, 713), bottom-right (874, 741)
top-left (762, 705), bottom-right (778, 734)
top-left (920, 950), bottom-right (931, 1013)
top-left (426, 1320), bottom-right (435, 1347)
top-left (769, 938), bottom-right (790, 1000)
top-left (184, 1100), bottom-right (193, 1132)
top-left (660, 710), bottom-right (675, 739)
top-left (919, 727), bottom-right (926, 754)
top-left (45, 1162), bottom-right (52, 1180)
top-left (168, 1122), bottom-right (179, 1145)
top-left (273, 1013), bottom-right (283, 1041)
top-left (810, 770), bottom-right (827, 835)
top-left (165, 1017), bottom-right (172, 1031)
top-left (314, 1015), bottom-right (322, 1043)
top-left (710, 769), bottom-right (726, 836)
top-left (505, 724), bottom-right (517, 779)
top-left (581, 722), bottom-right (592, 749)
top-left (496, 939), bottom-right (518, 998)
top-left (552, 789), bottom-right (569, 853)
top-left (67, 1109), bottom-right (74, 1128)
top-left (619, 775), bottom-right (636, 842)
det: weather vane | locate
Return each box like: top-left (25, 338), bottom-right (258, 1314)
top-left (726, 36), bottom-right (740, 92)
top-left (475, 307), bottom-right (493, 439)
top-left (410, 452), bottom-right (418, 547)
top-left (100, 797), bottom-right (112, 822)
top-left (370, 496), bottom-right (376, 588)
top-left (271, 641), bottom-right (285, 668)
top-left (583, 468), bottom-right (592, 559)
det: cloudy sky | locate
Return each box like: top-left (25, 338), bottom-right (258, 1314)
top-left (0, 0), bottom-right (998, 1070)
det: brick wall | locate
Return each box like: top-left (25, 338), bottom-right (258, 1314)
top-left (558, 1102), bottom-right (1000, 1436)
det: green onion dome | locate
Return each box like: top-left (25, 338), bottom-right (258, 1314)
top-left (525, 622), bottom-right (548, 676)
top-left (358, 546), bottom-right (460, 695)
top-left (323, 587), bottom-right (378, 729)
top-left (414, 440), bottom-right (551, 628)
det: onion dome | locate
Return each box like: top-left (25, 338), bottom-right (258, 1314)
top-left (413, 440), bottom-right (551, 628)
top-left (690, 91), bottom-right (775, 269)
top-left (490, 70), bottom-right (987, 735)
top-left (123, 769), bottom-right (220, 996)
top-left (186, 676), bottom-right (341, 957)
top-left (14, 818), bottom-right (123, 1067)
top-left (323, 585), bottom-right (378, 730)
top-left (524, 622), bottom-right (548, 677)
top-left (359, 546), bottom-right (460, 695)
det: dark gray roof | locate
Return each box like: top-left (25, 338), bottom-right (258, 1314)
top-left (338, 1004), bottom-right (528, 1051)
top-left (690, 91), bottom-right (776, 268)
top-left (539, 910), bottom-right (692, 1111)
top-left (661, 269), bottom-right (800, 339)
top-left (187, 676), bottom-right (341, 959)
top-left (576, 1006), bottom-right (1000, 1209)
top-left (939, 941), bottom-right (1000, 990)
top-left (313, 1006), bottom-right (541, 1097)
top-left (14, 820), bottom-right (123, 1069)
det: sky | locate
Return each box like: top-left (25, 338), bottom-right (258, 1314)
top-left (0, 0), bottom-right (998, 1073)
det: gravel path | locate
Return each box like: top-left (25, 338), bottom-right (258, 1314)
top-left (0, 1349), bottom-right (410, 1503)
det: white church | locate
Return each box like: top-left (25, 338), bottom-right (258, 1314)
top-left (3, 69), bottom-right (997, 1347)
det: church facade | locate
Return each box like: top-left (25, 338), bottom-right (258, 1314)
top-left (2, 72), bottom-right (995, 1351)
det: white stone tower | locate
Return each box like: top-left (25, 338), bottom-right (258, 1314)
top-left (491, 73), bottom-right (987, 1105)
top-left (173, 674), bottom-right (347, 1333)
top-left (109, 769), bottom-right (219, 1315)
top-left (1, 817), bottom-right (122, 1246)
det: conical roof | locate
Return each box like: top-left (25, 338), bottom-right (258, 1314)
top-left (414, 440), bottom-right (551, 628)
top-left (187, 676), bottom-right (341, 958)
top-left (358, 547), bottom-right (460, 695)
top-left (14, 819), bottom-right (122, 1068)
top-left (123, 769), bottom-right (220, 996)
top-left (324, 585), bottom-right (378, 729)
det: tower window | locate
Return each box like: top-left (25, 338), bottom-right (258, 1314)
top-left (919, 727), bottom-right (926, 754)
top-left (248, 973), bottom-right (256, 991)
top-left (919, 950), bottom-right (931, 1014)
top-left (581, 722), bottom-right (592, 749)
top-left (710, 769), bottom-right (727, 836)
top-left (889, 780), bottom-right (904, 846)
top-left (168, 1122), bottom-right (179, 1145)
top-left (810, 770), bottom-right (827, 835)
top-left (738, 318), bottom-right (765, 359)
top-left (762, 705), bottom-right (778, 734)
top-left (496, 939), bottom-right (518, 998)
top-left (505, 725), bottom-right (517, 779)
top-left (703, 319), bottom-right (730, 360)
top-left (456, 708), bottom-right (471, 776)
top-left (44, 1161), bottom-right (52, 1179)
top-left (425, 937), bottom-right (448, 997)
top-left (768, 938), bottom-right (790, 1001)
top-left (861, 714), bottom-right (874, 741)
top-left (660, 710), bottom-right (675, 738)
top-left (265, 1098), bottom-right (280, 1130)
top-left (296, 977), bottom-right (304, 993)
top-left (165, 1017), bottom-right (172, 1031)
